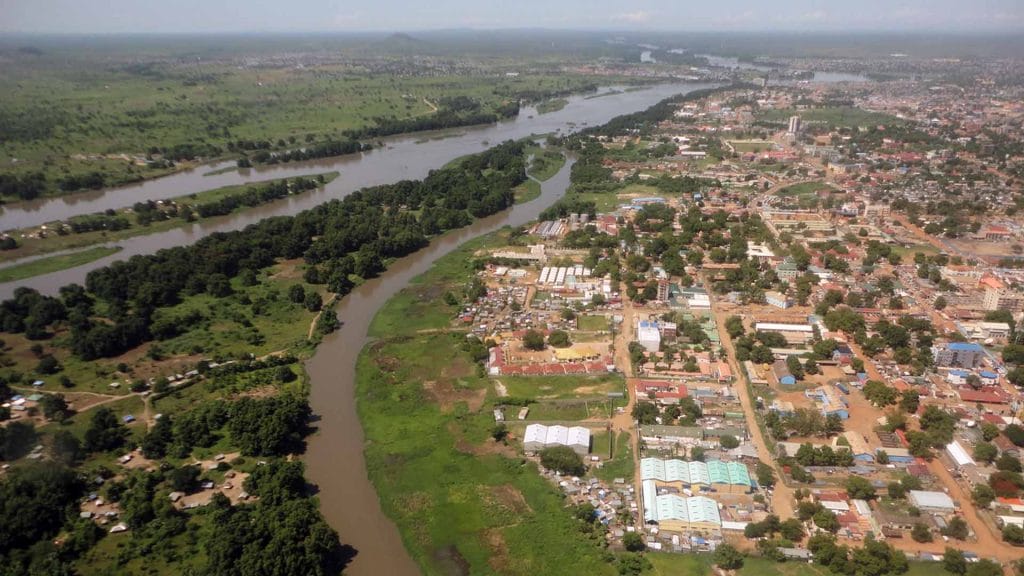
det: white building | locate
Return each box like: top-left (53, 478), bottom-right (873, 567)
top-left (908, 490), bottom-right (956, 513)
top-left (638, 320), bottom-right (661, 352)
top-left (523, 423), bottom-right (590, 455)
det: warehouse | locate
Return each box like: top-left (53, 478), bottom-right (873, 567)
top-left (945, 441), bottom-right (975, 468)
top-left (753, 322), bottom-right (814, 344)
top-left (523, 424), bottom-right (591, 455)
top-left (908, 490), bottom-right (956, 513)
top-left (642, 480), bottom-right (722, 533)
top-left (641, 458), bottom-right (753, 494)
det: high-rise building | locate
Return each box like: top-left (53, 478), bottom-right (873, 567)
top-left (787, 115), bottom-right (802, 134)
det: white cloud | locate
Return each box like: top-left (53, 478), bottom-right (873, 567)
top-left (613, 10), bottom-right (652, 24)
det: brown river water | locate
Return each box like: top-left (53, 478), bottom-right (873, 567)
top-left (0, 83), bottom-right (714, 574)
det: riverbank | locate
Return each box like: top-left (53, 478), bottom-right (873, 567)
top-left (0, 172), bottom-right (338, 266)
top-left (0, 246), bottom-right (122, 283)
top-left (356, 231), bottom-right (619, 576)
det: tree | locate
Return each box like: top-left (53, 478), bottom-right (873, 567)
top-left (981, 421), bottom-right (1001, 442)
top-left (972, 484), bottom-right (996, 507)
top-left (142, 415), bottom-right (174, 459)
top-left (719, 435), bottom-right (740, 449)
top-left (169, 465), bottom-right (201, 493)
top-left (547, 330), bottom-right (571, 348)
top-left (631, 401), bottom-right (659, 425)
top-left (942, 547), bottom-right (967, 575)
top-left (780, 518), bottom-right (805, 542)
top-left (911, 522), bottom-right (933, 543)
top-left (942, 516), bottom-right (969, 541)
top-left (845, 476), bottom-right (877, 500)
top-left (83, 407), bottom-right (128, 453)
top-left (725, 315), bottom-right (745, 338)
top-left (39, 393), bottom-right (70, 422)
top-left (1004, 524), bottom-right (1024, 545)
top-left (491, 423), bottom-right (508, 443)
top-left (304, 291), bottom-right (323, 312)
top-left (622, 531), bottom-right (646, 552)
top-left (35, 354), bottom-right (61, 375)
top-left (934, 296), bottom-right (947, 310)
top-left (539, 446), bottom-right (585, 476)
top-left (804, 357), bottom-right (820, 375)
top-left (713, 543), bottom-right (744, 570)
top-left (1006, 424), bottom-right (1024, 447)
top-left (50, 430), bottom-right (82, 465)
top-left (813, 509), bottom-right (840, 532)
top-left (786, 355), bottom-right (805, 380)
top-left (967, 560), bottom-right (1005, 576)
top-left (756, 462), bottom-right (775, 488)
top-left (899, 390), bottom-right (920, 414)
top-left (523, 330), bottom-right (545, 351)
top-left (973, 442), bottom-right (998, 463)
top-left (997, 453), bottom-right (1023, 473)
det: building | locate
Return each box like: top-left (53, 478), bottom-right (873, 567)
top-left (754, 322), bottom-right (814, 344)
top-left (908, 490), bottom-right (956, 513)
top-left (765, 291), bottom-right (792, 309)
top-left (642, 482), bottom-right (723, 533)
top-left (960, 321), bottom-right (1012, 342)
top-left (933, 342), bottom-right (985, 368)
top-left (836, 431), bottom-right (873, 461)
top-left (773, 360), bottom-right (796, 386)
top-left (787, 115), bottom-right (802, 134)
top-left (946, 441), bottom-right (975, 468)
top-left (775, 258), bottom-right (800, 281)
top-left (983, 287), bottom-right (1024, 312)
top-left (747, 242), bottom-right (775, 262)
top-left (637, 321), bottom-right (661, 352)
top-left (805, 385), bottom-right (849, 419)
top-left (641, 458), bottom-right (753, 494)
top-left (657, 279), bottom-right (670, 302)
top-left (523, 424), bottom-right (590, 455)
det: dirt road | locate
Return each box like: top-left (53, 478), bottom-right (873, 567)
top-left (704, 281), bottom-right (795, 519)
top-left (845, 339), bottom-right (1017, 562)
top-left (610, 298), bottom-right (644, 518)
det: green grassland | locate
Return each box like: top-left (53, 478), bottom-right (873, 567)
top-left (0, 246), bottom-right (122, 282)
top-left (0, 173), bottom-right (337, 265)
top-left (591, 430), bottom-right (634, 483)
top-left (0, 52), bottom-right (607, 200)
top-left (578, 314), bottom-right (610, 332)
top-left (535, 98), bottom-right (569, 114)
top-left (0, 260), bottom-right (321, 396)
top-left (776, 181), bottom-right (836, 198)
top-left (728, 140), bottom-right (776, 153)
top-left (757, 107), bottom-right (903, 128)
top-left (526, 146), bottom-right (566, 183)
top-left (358, 232), bottom-right (619, 575)
top-left (648, 554), bottom-right (937, 576)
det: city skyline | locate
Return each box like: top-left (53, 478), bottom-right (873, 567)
top-left (2, 0), bottom-right (1023, 34)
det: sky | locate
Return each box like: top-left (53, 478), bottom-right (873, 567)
top-left (1, 0), bottom-right (1022, 34)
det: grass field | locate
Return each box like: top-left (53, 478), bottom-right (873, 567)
top-left (776, 181), bottom-right (835, 197)
top-left (0, 47), bottom-right (608, 201)
top-left (757, 107), bottom-right (903, 128)
top-left (578, 314), bottom-right (610, 332)
top-left (728, 140), bottom-right (775, 153)
top-left (358, 232), bottom-right (620, 576)
top-left (0, 173), bottom-right (337, 264)
top-left (535, 98), bottom-right (569, 114)
top-left (0, 246), bottom-right (121, 282)
top-left (592, 431), bottom-right (634, 483)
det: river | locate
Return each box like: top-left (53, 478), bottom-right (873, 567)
top-left (0, 82), bottom-right (713, 575)
top-left (0, 83), bottom-right (714, 299)
top-left (304, 162), bottom-right (573, 576)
